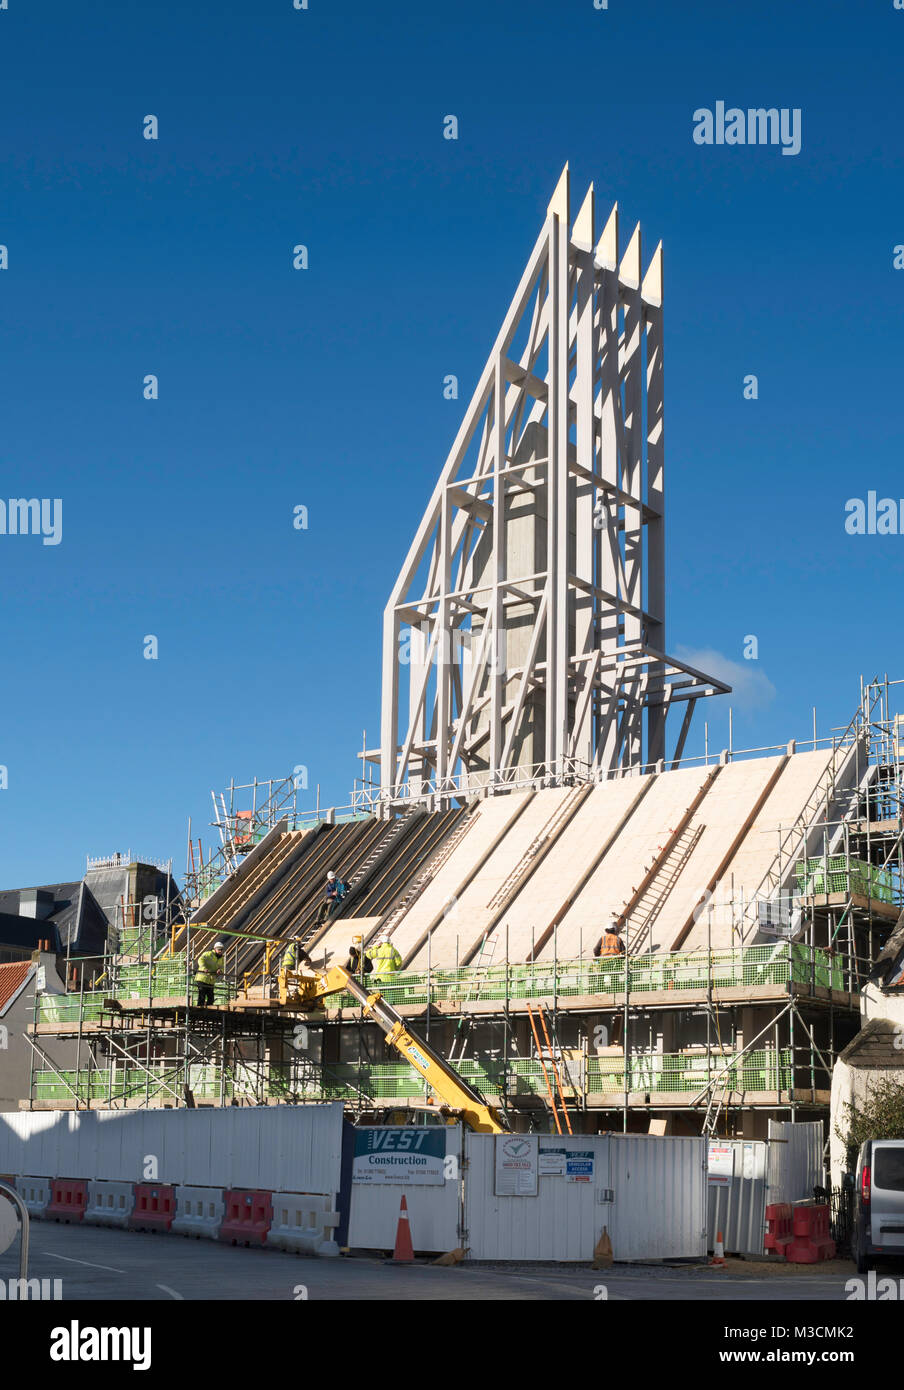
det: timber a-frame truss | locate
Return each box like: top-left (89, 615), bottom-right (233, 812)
top-left (378, 166), bottom-right (728, 806)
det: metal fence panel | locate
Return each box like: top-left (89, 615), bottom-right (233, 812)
top-left (464, 1135), bottom-right (611, 1261)
top-left (223, 1108), bottom-right (261, 1189)
top-left (767, 1119), bottom-right (824, 1206)
top-left (264, 1107), bottom-right (344, 1194)
top-left (62, 1111), bottom-right (94, 1178)
top-left (706, 1139), bottom-right (767, 1255)
top-left (0, 1105), bottom-right (344, 1196)
top-left (608, 1135), bottom-right (707, 1262)
top-left (182, 1111), bottom-right (214, 1190)
top-left (0, 1112), bottom-right (48, 1175)
top-left (93, 1110), bottom-right (127, 1179)
top-left (158, 1109), bottom-right (187, 1186)
top-left (348, 1126), bottom-right (461, 1253)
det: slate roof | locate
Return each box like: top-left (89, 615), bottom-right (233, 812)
top-left (839, 1018), bottom-right (904, 1069)
top-left (0, 882), bottom-right (107, 955)
top-left (0, 912), bottom-right (62, 951)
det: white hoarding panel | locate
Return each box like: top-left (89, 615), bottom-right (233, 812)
top-left (608, 1135), bottom-right (707, 1262)
top-left (494, 1134), bottom-right (539, 1196)
top-left (348, 1126), bottom-right (461, 1252)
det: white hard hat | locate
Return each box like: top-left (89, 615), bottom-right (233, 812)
top-left (327, 870), bottom-right (336, 880)
top-left (214, 940), bottom-right (226, 951)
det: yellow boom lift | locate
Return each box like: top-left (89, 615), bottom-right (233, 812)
top-left (278, 961), bottom-right (508, 1134)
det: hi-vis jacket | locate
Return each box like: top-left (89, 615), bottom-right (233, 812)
top-left (370, 941), bottom-right (403, 980)
top-left (194, 950), bottom-right (224, 985)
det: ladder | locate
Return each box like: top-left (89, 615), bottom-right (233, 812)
top-left (701, 1073), bottom-right (731, 1137)
top-left (342, 808), bottom-right (419, 894)
top-left (742, 715), bottom-right (867, 939)
top-left (377, 807), bottom-right (479, 937)
top-left (526, 1001), bottom-right (573, 1135)
top-left (207, 830), bottom-right (305, 929)
top-left (627, 824), bottom-right (704, 953)
top-left (485, 785), bottom-right (589, 916)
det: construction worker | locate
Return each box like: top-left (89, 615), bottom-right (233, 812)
top-left (315, 870), bottom-right (347, 926)
top-left (345, 938), bottom-right (372, 977)
top-left (282, 939), bottom-right (310, 974)
top-left (195, 939), bottom-right (226, 1006)
top-left (369, 931), bottom-right (403, 983)
top-left (594, 918), bottom-right (626, 959)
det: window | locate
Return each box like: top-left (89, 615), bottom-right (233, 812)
top-left (874, 1146), bottom-right (904, 1192)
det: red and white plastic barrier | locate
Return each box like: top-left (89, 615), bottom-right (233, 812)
top-left (130, 1184), bottom-right (176, 1233)
top-left (11, 1172), bottom-right (340, 1255)
top-left (267, 1192), bottom-right (340, 1257)
top-left (85, 1180), bottom-right (135, 1228)
top-left (171, 1185), bottom-right (226, 1240)
top-left (45, 1178), bottom-right (88, 1223)
top-left (219, 1189), bottom-right (273, 1246)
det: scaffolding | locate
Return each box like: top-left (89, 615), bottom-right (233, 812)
top-left (25, 676), bottom-right (904, 1136)
top-left (23, 906), bottom-right (877, 1133)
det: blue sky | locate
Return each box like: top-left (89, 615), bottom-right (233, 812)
top-left (1, 0), bottom-right (902, 885)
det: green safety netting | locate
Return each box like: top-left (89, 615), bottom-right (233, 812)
top-left (794, 855), bottom-right (897, 903)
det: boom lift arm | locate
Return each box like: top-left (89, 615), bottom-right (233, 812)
top-left (279, 964), bottom-right (508, 1134)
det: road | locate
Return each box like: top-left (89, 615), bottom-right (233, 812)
top-left (0, 1220), bottom-right (870, 1300)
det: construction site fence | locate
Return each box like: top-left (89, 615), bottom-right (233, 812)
top-left (0, 1105), bottom-right (344, 1195)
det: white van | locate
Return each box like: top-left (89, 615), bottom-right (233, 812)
top-left (852, 1138), bottom-right (904, 1273)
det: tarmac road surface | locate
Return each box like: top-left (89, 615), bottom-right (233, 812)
top-left (0, 1221), bottom-right (869, 1301)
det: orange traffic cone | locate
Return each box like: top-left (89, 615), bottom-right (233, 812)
top-left (392, 1194), bottom-right (415, 1263)
top-left (711, 1230), bottom-right (726, 1267)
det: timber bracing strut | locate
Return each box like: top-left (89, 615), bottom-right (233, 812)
top-left (377, 166), bottom-right (728, 806)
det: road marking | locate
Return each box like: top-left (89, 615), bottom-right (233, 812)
top-left (482, 1272), bottom-right (626, 1299)
top-left (47, 1252), bottom-right (127, 1274)
top-left (157, 1284), bottom-right (184, 1300)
